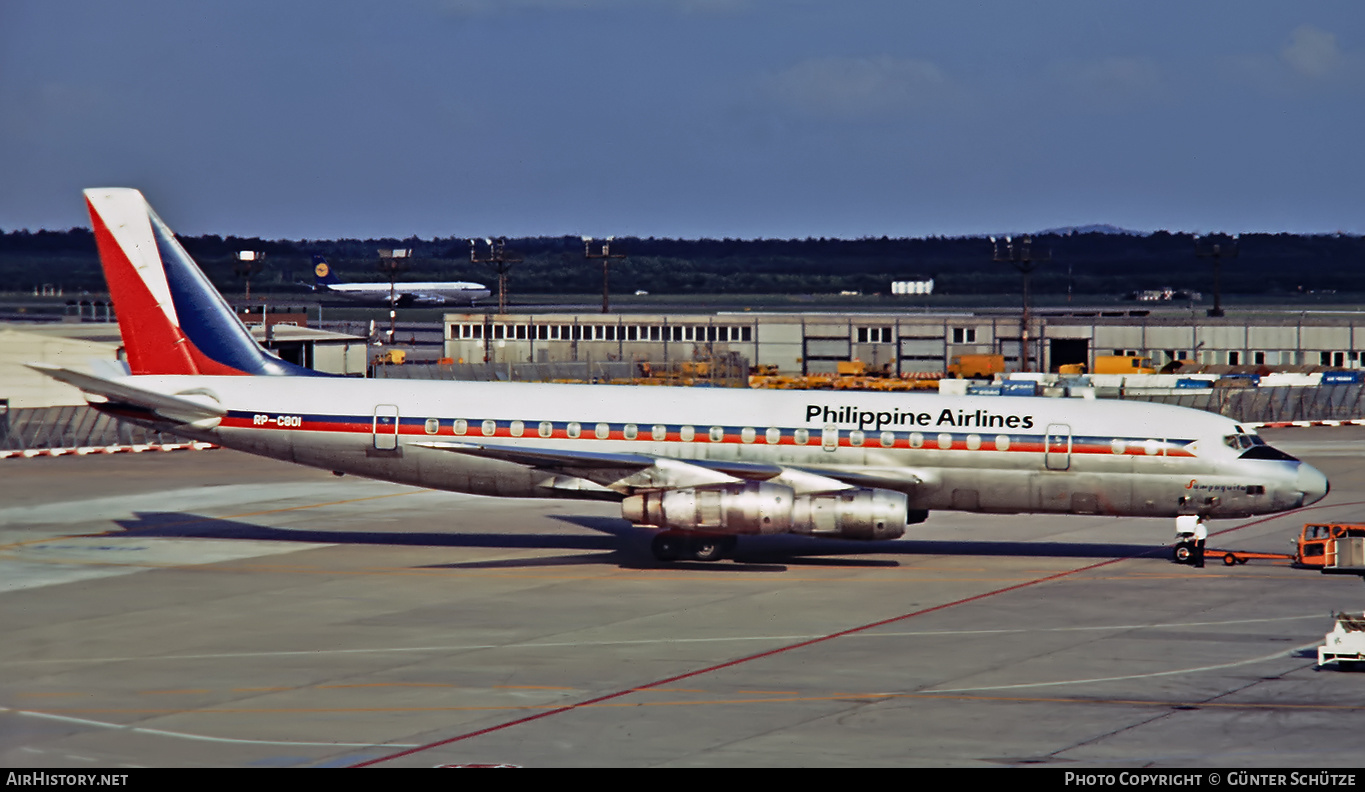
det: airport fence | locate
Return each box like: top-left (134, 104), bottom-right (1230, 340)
top-left (372, 357), bottom-right (750, 388)
top-left (1121, 384), bottom-right (1365, 425)
top-left (0, 404), bottom-right (181, 453)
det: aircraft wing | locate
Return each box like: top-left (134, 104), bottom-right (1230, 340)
top-left (410, 440), bottom-right (917, 495)
top-left (26, 364), bottom-right (226, 426)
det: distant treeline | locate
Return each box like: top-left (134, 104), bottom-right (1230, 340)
top-left (1, 226), bottom-right (1361, 297)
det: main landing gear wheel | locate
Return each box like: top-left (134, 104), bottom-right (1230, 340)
top-left (650, 532), bottom-right (737, 562)
top-left (1174, 542), bottom-right (1194, 563)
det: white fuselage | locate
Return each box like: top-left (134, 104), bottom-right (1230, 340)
top-left (320, 281), bottom-right (491, 305)
top-left (115, 376), bottom-right (1327, 521)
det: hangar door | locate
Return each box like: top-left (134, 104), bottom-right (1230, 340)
top-left (1050, 339), bottom-right (1089, 373)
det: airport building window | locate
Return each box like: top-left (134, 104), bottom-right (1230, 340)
top-left (741, 326), bottom-right (752, 342)
top-left (952, 328), bottom-right (977, 344)
top-left (424, 418), bottom-right (440, 435)
top-left (454, 419), bottom-right (468, 435)
top-left (858, 327), bottom-right (892, 343)
top-left (1228, 351), bottom-right (1240, 365)
top-left (539, 421), bottom-right (553, 438)
top-left (995, 434), bottom-right (1010, 452)
top-left (766, 427), bottom-right (782, 444)
top-left (510, 420), bottom-right (524, 437)
top-left (567, 422), bottom-right (581, 439)
top-left (652, 424), bottom-right (667, 441)
top-left (482, 420), bottom-right (497, 437)
top-left (595, 422), bottom-right (610, 439)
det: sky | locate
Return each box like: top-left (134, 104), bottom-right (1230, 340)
top-left (2, 1), bottom-right (1362, 241)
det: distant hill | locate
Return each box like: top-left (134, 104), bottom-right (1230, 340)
top-left (1033, 224), bottom-right (1146, 236)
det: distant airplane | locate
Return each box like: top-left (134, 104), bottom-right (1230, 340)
top-left (308, 255), bottom-right (490, 306)
top-left (32, 188), bottom-right (1330, 565)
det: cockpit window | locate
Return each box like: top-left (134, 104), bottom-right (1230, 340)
top-left (1224, 433), bottom-right (1268, 450)
top-left (1238, 445), bottom-right (1299, 462)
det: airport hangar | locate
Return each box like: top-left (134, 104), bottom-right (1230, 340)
top-left (443, 309), bottom-right (1365, 375)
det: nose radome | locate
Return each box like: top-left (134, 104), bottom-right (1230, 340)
top-left (1297, 463), bottom-right (1330, 506)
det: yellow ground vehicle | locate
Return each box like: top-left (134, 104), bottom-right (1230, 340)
top-left (1214, 523), bottom-right (1365, 567)
top-left (1092, 354), bottom-right (1155, 374)
top-left (947, 354), bottom-right (1004, 379)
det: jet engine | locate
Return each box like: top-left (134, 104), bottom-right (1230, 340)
top-left (621, 481), bottom-right (910, 541)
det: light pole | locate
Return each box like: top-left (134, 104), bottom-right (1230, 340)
top-left (377, 248), bottom-right (411, 344)
top-left (992, 235), bottom-right (1050, 372)
top-left (234, 251), bottom-right (265, 301)
top-left (1195, 234), bottom-right (1238, 318)
top-left (471, 237), bottom-right (520, 315)
top-left (583, 236), bottom-right (625, 314)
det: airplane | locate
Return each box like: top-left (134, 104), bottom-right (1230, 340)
top-left (32, 188), bottom-right (1329, 565)
top-left (307, 254), bottom-right (490, 306)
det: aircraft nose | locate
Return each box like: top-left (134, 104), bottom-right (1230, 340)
top-left (1296, 463), bottom-right (1330, 507)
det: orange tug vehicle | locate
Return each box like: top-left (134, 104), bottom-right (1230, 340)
top-left (1211, 523), bottom-right (1365, 568)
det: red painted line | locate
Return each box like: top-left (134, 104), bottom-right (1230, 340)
top-left (349, 553), bottom-right (1136, 767)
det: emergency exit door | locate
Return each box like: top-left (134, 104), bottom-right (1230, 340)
top-left (373, 405), bottom-right (400, 450)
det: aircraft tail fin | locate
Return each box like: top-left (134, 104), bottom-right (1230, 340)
top-left (83, 188), bottom-right (319, 377)
top-left (312, 255), bottom-right (343, 288)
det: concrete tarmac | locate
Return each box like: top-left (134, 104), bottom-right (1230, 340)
top-left (2, 428), bottom-right (1365, 768)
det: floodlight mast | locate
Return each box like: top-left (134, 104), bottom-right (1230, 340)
top-left (992, 235), bottom-right (1049, 372)
top-left (471, 237), bottom-right (520, 314)
top-left (584, 236), bottom-right (625, 313)
top-left (234, 250), bottom-right (265, 301)
top-left (377, 248), bottom-right (411, 343)
top-left (1195, 234), bottom-right (1238, 318)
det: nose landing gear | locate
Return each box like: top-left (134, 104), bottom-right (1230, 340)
top-left (1174, 514), bottom-right (1209, 567)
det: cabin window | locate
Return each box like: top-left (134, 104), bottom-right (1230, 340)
top-left (539, 421), bottom-right (553, 438)
top-left (453, 419), bottom-right (468, 435)
top-left (624, 424), bottom-right (638, 440)
top-left (849, 430), bottom-right (865, 447)
top-left (741, 427), bottom-right (756, 444)
top-left (1111, 439), bottom-right (1126, 455)
top-left (567, 422), bottom-right (581, 439)
top-left (995, 434), bottom-right (1010, 451)
top-left (595, 423), bottom-right (610, 439)
top-left (482, 420), bottom-right (497, 437)
top-left (937, 433), bottom-right (953, 450)
top-left (794, 428), bottom-right (810, 445)
top-left (766, 427), bottom-right (782, 444)
top-left (966, 434), bottom-right (981, 451)
top-left (880, 431), bottom-right (895, 448)
top-left (680, 426), bottom-right (696, 442)
top-left (652, 424), bottom-right (668, 441)
top-left (509, 420), bottom-right (524, 437)
top-left (709, 426), bottom-right (725, 442)
top-left (424, 418), bottom-right (440, 435)
top-left (909, 432), bottom-right (924, 448)
top-left (1144, 439), bottom-right (1160, 456)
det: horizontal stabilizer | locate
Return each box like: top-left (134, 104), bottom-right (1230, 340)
top-left (26, 364), bottom-right (226, 425)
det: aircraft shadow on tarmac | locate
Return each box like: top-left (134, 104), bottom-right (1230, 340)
top-left (109, 511), bottom-right (1175, 572)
